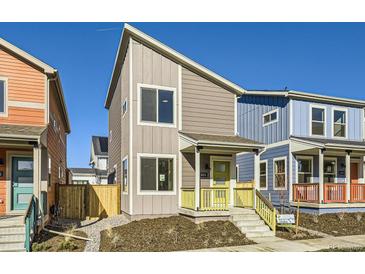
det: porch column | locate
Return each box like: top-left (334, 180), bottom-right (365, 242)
top-left (254, 150), bottom-right (260, 208)
top-left (319, 149), bottom-right (324, 203)
top-left (346, 150), bottom-right (351, 203)
top-left (194, 146), bottom-right (200, 210)
top-left (33, 144), bottom-right (41, 215)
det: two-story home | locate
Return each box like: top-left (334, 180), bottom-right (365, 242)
top-left (105, 24), bottom-right (267, 225)
top-left (237, 90), bottom-right (365, 214)
top-left (0, 37), bottom-right (70, 250)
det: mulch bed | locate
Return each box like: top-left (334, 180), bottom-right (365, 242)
top-left (32, 226), bottom-right (88, 252)
top-left (276, 227), bottom-right (322, 241)
top-left (99, 216), bottom-right (254, 252)
top-left (299, 212), bottom-right (365, 236)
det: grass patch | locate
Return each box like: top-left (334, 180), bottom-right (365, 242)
top-left (99, 216), bottom-right (254, 251)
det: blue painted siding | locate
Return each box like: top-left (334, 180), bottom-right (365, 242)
top-left (297, 207), bottom-right (365, 215)
top-left (236, 153), bottom-right (254, 182)
top-left (237, 95), bottom-right (290, 144)
top-left (292, 99), bottom-right (363, 141)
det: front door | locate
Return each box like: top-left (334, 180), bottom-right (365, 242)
top-left (351, 163), bottom-right (359, 184)
top-left (12, 157), bottom-right (34, 210)
top-left (213, 161), bottom-right (230, 187)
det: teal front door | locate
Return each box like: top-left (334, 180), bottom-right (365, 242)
top-left (12, 157), bottom-right (34, 210)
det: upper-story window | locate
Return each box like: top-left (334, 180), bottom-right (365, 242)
top-left (263, 109), bottom-right (278, 126)
top-left (138, 84), bottom-right (176, 127)
top-left (311, 106), bottom-right (326, 136)
top-left (0, 78), bottom-right (8, 116)
top-left (333, 109), bottom-right (347, 138)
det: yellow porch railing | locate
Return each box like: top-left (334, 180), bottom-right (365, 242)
top-left (255, 190), bottom-right (276, 232)
top-left (200, 187), bottom-right (229, 211)
top-left (181, 188), bottom-right (195, 210)
top-left (234, 188), bottom-right (254, 208)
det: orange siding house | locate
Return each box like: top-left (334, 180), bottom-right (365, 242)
top-left (0, 37), bottom-right (70, 224)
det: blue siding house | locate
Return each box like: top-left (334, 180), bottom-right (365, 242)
top-left (237, 90), bottom-right (365, 214)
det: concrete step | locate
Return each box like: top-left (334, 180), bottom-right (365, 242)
top-left (0, 232), bottom-right (26, 242)
top-left (0, 240), bottom-right (25, 251)
top-left (230, 208), bottom-right (256, 215)
top-left (234, 219), bottom-right (265, 227)
top-left (231, 214), bottom-right (260, 222)
top-left (0, 225), bottom-right (25, 234)
top-left (240, 225), bottom-right (270, 233)
top-left (245, 230), bottom-right (275, 238)
top-left (0, 247), bottom-right (26, 252)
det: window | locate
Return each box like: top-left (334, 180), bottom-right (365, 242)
top-left (139, 85), bottom-right (175, 126)
top-left (311, 106), bottom-right (325, 136)
top-left (333, 109), bottom-right (347, 138)
top-left (0, 78), bottom-right (7, 115)
top-left (263, 109), bottom-right (278, 126)
top-left (297, 157), bottom-right (312, 183)
top-left (260, 161), bottom-right (267, 189)
top-left (122, 157), bottom-right (128, 193)
top-left (139, 155), bottom-right (175, 193)
top-left (274, 158), bottom-right (286, 189)
top-left (324, 158), bottom-right (337, 183)
top-left (122, 99), bottom-right (128, 116)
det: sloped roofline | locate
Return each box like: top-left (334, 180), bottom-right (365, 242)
top-left (246, 90), bottom-right (365, 108)
top-left (0, 37), bottom-right (71, 133)
top-left (104, 23), bottom-right (247, 108)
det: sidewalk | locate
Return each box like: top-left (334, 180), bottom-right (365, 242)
top-left (191, 235), bottom-right (365, 252)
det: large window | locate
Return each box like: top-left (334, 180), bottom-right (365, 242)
top-left (140, 85), bottom-right (175, 126)
top-left (122, 157), bottom-right (128, 193)
top-left (139, 155), bottom-right (174, 193)
top-left (0, 78), bottom-right (7, 115)
top-left (297, 157), bottom-right (312, 183)
top-left (274, 157), bottom-right (286, 189)
top-left (260, 161), bottom-right (268, 189)
top-left (311, 106), bottom-right (325, 136)
top-left (333, 109), bottom-right (347, 138)
top-left (263, 109), bottom-right (278, 126)
top-left (324, 158), bottom-right (337, 183)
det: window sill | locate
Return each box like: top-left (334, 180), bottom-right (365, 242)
top-left (137, 121), bottom-right (176, 128)
top-left (137, 190), bottom-right (176, 196)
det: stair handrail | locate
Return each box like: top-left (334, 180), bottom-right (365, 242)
top-left (24, 195), bottom-right (38, 252)
top-left (255, 190), bottom-right (276, 232)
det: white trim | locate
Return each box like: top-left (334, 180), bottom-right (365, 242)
top-left (236, 140), bottom-right (290, 156)
top-left (209, 156), bottom-right (233, 187)
top-left (122, 98), bottom-right (128, 118)
top-left (122, 155), bottom-right (128, 194)
top-left (289, 99), bottom-right (293, 136)
top-left (136, 83), bottom-right (177, 128)
top-left (259, 159), bottom-right (268, 190)
top-left (323, 157), bottom-right (338, 184)
top-left (178, 64), bottom-right (182, 131)
top-left (296, 155), bottom-right (314, 184)
top-left (0, 76), bottom-right (8, 117)
top-left (289, 142), bottom-right (293, 201)
top-left (8, 101), bottom-right (46, 109)
top-left (137, 153), bottom-right (177, 196)
top-left (362, 108), bottom-right (365, 141)
top-left (309, 104), bottom-right (326, 138)
top-left (235, 164), bottom-right (239, 182)
top-left (234, 95), bottom-right (238, 134)
top-left (128, 37), bottom-right (133, 214)
top-left (332, 107), bottom-right (348, 139)
top-left (262, 108), bottom-right (279, 127)
top-left (273, 156), bottom-right (287, 190)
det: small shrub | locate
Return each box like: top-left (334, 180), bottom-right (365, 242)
top-left (57, 239), bottom-right (78, 251)
top-left (312, 214), bottom-right (319, 224)
top-left (106, 225), bottom-right (114, 238)
top-left (32, 242), bottom-right (51, 252)
top-left (111, 234), bottom-right (121, 248)
top-left (337, 212), bottom-right (345, 221)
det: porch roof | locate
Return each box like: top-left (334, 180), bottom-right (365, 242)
top-left (291, 136), bottom-right (365, 151)
top-left (0, 124), bottom-right (46, 141)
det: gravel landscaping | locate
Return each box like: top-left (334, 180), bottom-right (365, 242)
top-left (99, 216), bottom-right (254, 252)
top-left (299, 212), bottom-right (365, 236)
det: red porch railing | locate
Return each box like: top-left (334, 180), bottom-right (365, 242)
top-left (324, 183), bottom-right (346, 203)
top-left (293, 183), bottom-right (319, 203)
top-left (350, 184), bottom-right (365, 203)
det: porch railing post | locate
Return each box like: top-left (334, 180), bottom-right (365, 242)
top-left (194, 146), bottom-right (200, 210)
top-left (319, 148), bottom-right (324, 203)
top-left (254, 150), bottom-right (260, 208)
top-left (346, 150), bottom-right (351, 203)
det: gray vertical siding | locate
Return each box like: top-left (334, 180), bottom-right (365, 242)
top-left (236, 153), bottom-right (255, 182)
top-left (237, 95), bottom-right (290, 144)
top-left (181, 68), bottom-right (235, 135)
top-left (292, 99), bottom-right (363, 141)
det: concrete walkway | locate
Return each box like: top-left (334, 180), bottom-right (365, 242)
top-left (192, 235), bottom-right (365, 252)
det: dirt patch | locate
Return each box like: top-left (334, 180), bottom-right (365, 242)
top-left (299, 212), bottom-right (365, 236)
top-left (32, 226), bottom-right (88, 252)
top-left (318, 247), bottom-right (365, 252)
top-left (276, 227), bottom-right (322, 241)
top-left (99, 216), bottom-right (254, 251)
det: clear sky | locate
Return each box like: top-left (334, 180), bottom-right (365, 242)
top-left (0, 23), bottom-right (364, 167)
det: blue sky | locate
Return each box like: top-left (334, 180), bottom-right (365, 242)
top-left (0, 23), bottom-right (364, 167)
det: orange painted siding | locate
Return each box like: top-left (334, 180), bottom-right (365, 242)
top-left (0, 47), bottom-right (45, 126)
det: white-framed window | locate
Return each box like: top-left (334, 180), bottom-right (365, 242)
top-left (122, 99), bottom-right (128, 117)
top-left (48, 156), bottom-right (52, 187)
top-left (122, 156), bottom-right (128, 193)
top-left (310, 105), bottom-right (326, 137)
top-left (0, 77), bottom-right (8, 117)
top-left (263, 109), bottom-right (278, 126)
top-left (273, 157), bottom-right (287, 190)
top-left (260, 160), bottom-right (268, 190)
top-left (297, 156), bottom-right (313, 183)
top-left (137, 153), bottom-right (176, 195)
top-left (137, 84), bottom-right (176, 127)
top-left (324, 157), bottom-right (337, 183)
top-left (333, 108), bottom-right (347, 138)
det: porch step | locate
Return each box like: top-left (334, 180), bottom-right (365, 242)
top-left (234, 219), bottom-right (265, 227)
top-left (245, 230), bottom-right (276, 238)
top-left (0, 216), bottom-right (26, 252)
top-left (0, 240), bottom-right (25, 252)
top-left (231, 214), bottom-right (261, 222)
top-left (0, 232), bottom-right (26, 242)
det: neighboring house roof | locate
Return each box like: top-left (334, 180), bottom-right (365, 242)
top-left (95, 169), bottom-right (108, 177)
top-left (0, 37), bottom-right (71, 133)
top-left (69, 168), bottom-right (96, 175)
top-left (290, 136), bottom-right (365, 150)
top-left (179, 131), bottom-right (264, 148)
top-left (246, 90), bottom-right (365, 108)
top-left (105, 24), bottom-right (247, 108)
top-left (0, 124), bottom-right (46, 140)
top-left (92, 136), bottom-right (108, 156)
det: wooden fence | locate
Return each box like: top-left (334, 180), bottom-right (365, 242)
top-left (58, 184), bottom-right (121, 220)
